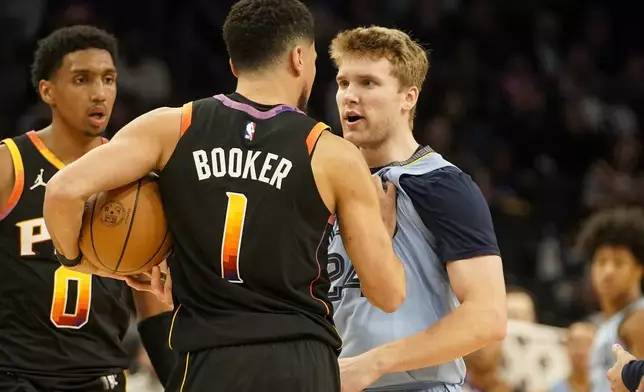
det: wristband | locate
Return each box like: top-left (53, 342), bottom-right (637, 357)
top-left (622, 359), bottom-right (644, 392)
top-left (54, 249), bottom-right (83, 267)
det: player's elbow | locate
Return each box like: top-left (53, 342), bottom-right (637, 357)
top-left (381, 288), bottom-right (406, 313)
top-left (481, 306), bottom-right (507, 342)
top-left (366, 290), bottom-right (405, 313)
top-left (363, 278), bottom-right (406, 313)
top-left (45, 173), bottom-right (76, 204)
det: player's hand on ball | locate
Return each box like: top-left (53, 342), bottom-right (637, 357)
top-left (64, 255), bottom-right (126, 281)
top-left (607, 344), bottom-right (636, 392)
top-left (339, 354), bottom-right (382, 392)
top-left (372, 175), bottom-right (397, 237)
top-left (124, 262), bottom-right (173, 308)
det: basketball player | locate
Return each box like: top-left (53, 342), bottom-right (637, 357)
top-left (326, 26), bottom-right (507, 392)
top-left (607, 344), bottom-right (644, 392)
top-left (576, 207), bottom-right (644, 392)
top-left (42, 1), bottom-right (406, 391)
top-left (0, 25), bottom-right (173, 391)
top-left (548, 322), bottom-right (595, 392)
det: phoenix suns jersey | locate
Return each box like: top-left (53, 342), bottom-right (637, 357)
top-left (159, 93), bottom-right (342, 353)
top-left (0, 131), bottom-right (131, 390)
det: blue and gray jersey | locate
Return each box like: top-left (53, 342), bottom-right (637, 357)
top-left (329, 146), bottom-right (500, 391)
top-left (590, 298), bottom-right (644, 392)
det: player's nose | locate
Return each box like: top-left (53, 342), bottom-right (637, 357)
top-left (89, 80), bottom-right (107, 102)
top-left (341, 84), bottom-right (359, 105)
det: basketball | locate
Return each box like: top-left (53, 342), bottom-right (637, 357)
top-left (79, 174), bottom-right (173, 275)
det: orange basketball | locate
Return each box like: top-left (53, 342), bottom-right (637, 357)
top-left (79, 174), bottom-right (173, 275)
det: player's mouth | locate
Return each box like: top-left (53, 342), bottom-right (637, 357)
top-left (88, 108), bottom-right (108, 127)
top-left (343, 111), bottom-right (364, 126)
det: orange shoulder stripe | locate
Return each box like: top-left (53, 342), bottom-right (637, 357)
top-left (180, 102), bottom-right (194, 137)
top-left (306, 122), bottom-right (329, 155)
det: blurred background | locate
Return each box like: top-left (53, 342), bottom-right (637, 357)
top-left (2, 0), bottom-right (644, 390)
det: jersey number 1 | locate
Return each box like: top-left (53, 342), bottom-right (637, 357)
top-left (221, 192), bottom-right (247, 283)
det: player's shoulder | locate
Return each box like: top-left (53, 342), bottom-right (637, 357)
top-left (399, 164), bottom-right (471, 193)
top-left (0, 143), bottom-right (13, 177)
top-left (398, 162), bottom-right (490, 219)
top-left (0, 142), bottom-right (16, 208)
top-left (310, 131), bottom-right (368, 194)
top-left (128, 106), bottom-right (183, 134)
top-left (0, 142), bottom-right (11, 168)
top-left (315, 130), bottom-right (363, 166)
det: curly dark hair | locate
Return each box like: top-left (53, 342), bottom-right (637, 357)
top-left (31, 25), bottom-right (118, 91)
top-left (576, 207), bottom-right (644, 265)
top-left (222, 0), bottom-right (315, 73)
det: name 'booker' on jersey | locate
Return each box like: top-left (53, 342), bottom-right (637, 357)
top-left (192, 147), bottom-right (292, 190)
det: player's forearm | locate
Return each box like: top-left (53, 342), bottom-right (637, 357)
top-left (43, 180), bottom-right (84, 258)
top-left (133, 289), bottom-right (173, 321)
top-left (360, 253), bottom-right (406, 313)
top-left (137, 310), bottom-right (177, 387)
top-left (370, 301), bottom-right (506, 373)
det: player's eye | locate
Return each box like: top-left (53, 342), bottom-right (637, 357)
top-left (74, 76), bottom-right (86, 84)
top-left (104, 75), bottom-right (115, 84)
top-left (337, 80), bottom-right (349, 88)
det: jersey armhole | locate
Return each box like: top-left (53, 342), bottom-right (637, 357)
top-left (0, 139), bottom-right (25, 220)
top-left (305, 122), bottom-right (329, 156)
top-left (179, 101), bottom-right (194, 138)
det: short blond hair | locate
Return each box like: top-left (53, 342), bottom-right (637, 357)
top-left (330, 26), bottom-right (429, 124)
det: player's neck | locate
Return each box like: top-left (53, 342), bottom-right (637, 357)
top-left (235, 74), bottom-right (300, 108)
top-left (568, 369), bottom-right (589, 392)
top-left (600, 288), bottom-right (642, 318)
top-left (361, 128), bottom-right (419, 168)
top-left (36, 123), bottom-right (103, 165)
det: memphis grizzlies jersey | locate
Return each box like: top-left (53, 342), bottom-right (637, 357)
top-left (590, 298), bottom-right (644, 392)
top-left (330, 148), bottom-right (470, 391)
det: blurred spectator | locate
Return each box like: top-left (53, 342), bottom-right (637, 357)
top-left (463, 342), bottom-right (512, 392)
top-left (547, 322), bottom-right (596, 392)
top-left (116, 31), bottom-right (172, 104)
top-left (507, 286), bottom-right (537, 324)
top-left (582, 134), bottom-right (644, 211)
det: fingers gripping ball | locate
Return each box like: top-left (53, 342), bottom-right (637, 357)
top-left (79, 175), bottom-right (173, 275)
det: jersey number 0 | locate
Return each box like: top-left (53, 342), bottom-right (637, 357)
top-left (50, 266), bottom-right (92, 329)
top-left (17, 218), bottom-right (92, 329)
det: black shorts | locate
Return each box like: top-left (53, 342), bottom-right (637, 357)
top-left (0, 371), bottom-right (127, 392)
top-left (165, 339), bottom-right (340, 392)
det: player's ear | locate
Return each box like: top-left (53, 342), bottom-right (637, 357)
top-left (229, 59), bottom-right (239, 78)
top-left (289, 45), bottom-right (304, 78)
top-left (401, 86), bottom-right (419, 112)
top-left (39, 80), bottom-right (55, 106)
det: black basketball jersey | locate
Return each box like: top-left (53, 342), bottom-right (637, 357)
top-left (0, 132), bottom-right (131, 390)
top-left (158, 93), bottom-right (342, 353)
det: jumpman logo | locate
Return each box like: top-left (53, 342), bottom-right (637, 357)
top-left (29, 169), bottom-right (47, 190)
top-left (100, 374), bottom-right (119, 390)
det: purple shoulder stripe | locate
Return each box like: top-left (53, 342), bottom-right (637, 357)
top-left (213, 94), bottom-right (304, 119)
